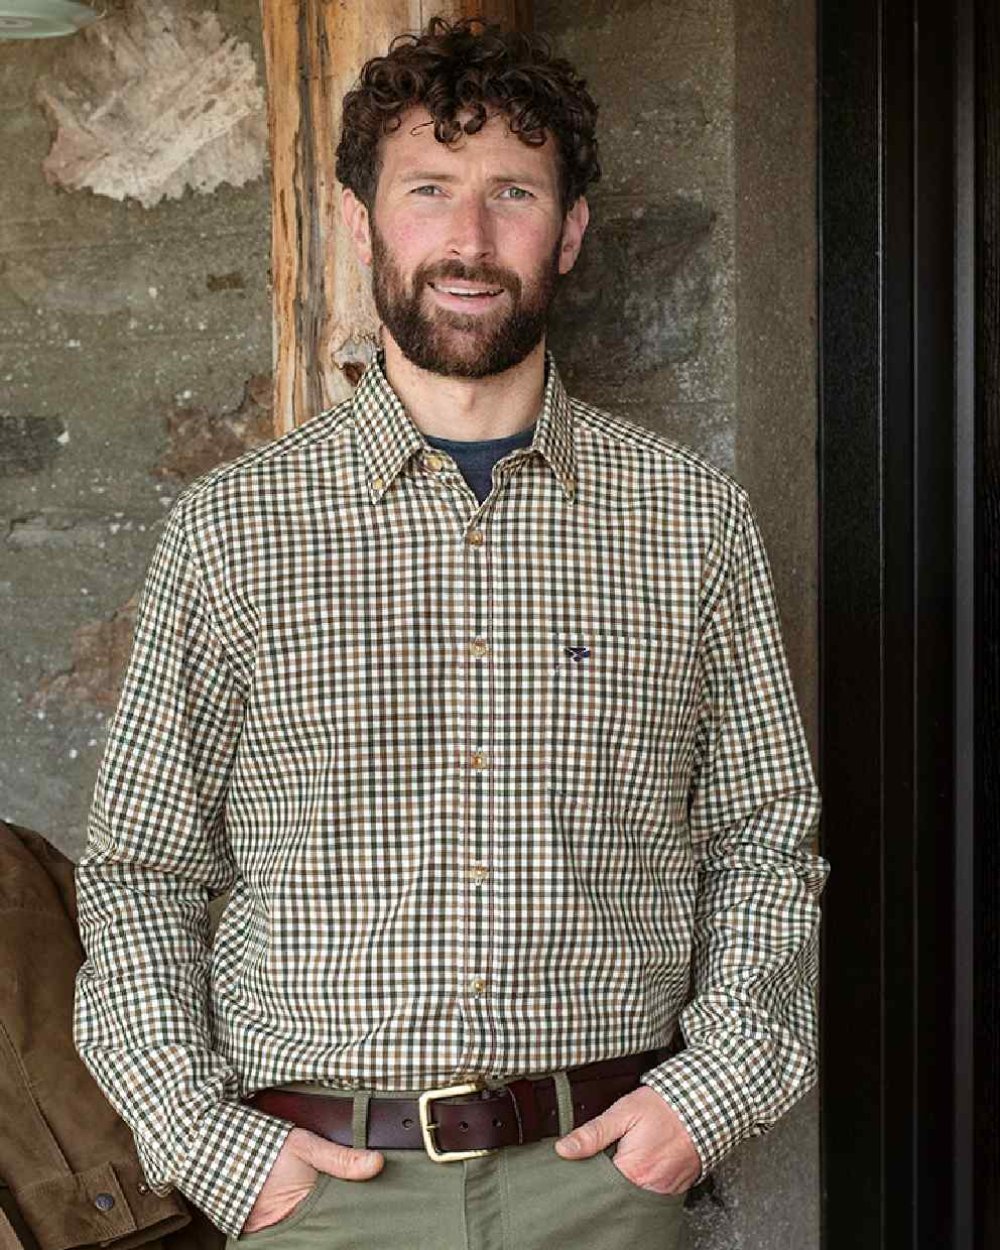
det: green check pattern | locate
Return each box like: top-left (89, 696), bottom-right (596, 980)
top-left (73, 351), bottom-right (828, 1238)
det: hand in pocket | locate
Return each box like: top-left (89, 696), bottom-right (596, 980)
top-left (242, 1127), bottom-right (384, 1235)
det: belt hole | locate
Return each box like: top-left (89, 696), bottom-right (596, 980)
top-left (459, 1121), bottom-right (469, 1131)
top-left (402, 1117), bottom-right (414, 1129)
top-left (493, 1118), bottom-right (504, 1128)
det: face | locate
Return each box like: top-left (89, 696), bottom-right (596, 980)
top-left (342, 105), bottom-right (589, 379)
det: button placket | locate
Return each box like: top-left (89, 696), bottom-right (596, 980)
top-left (462, 508), bottom-right (492, 1060)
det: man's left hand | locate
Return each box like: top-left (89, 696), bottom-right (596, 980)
top-left (553, 1086), bottom-right (702, 1196)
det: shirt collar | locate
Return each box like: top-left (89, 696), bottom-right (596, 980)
top-left (350, 349), bottom-right (577, 504)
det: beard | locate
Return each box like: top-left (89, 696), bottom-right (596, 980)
top-left (370, 223), bottom-right (561, 379)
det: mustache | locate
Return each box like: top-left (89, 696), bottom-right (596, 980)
top-left (418, 260), bottom-right (520, 292)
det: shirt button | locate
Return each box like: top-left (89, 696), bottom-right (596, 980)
top-left (94, 1193), bottom-right (116, 1212)
top-left (470, 976), bottom-right (487, 997)
top-left (470, 637), bottom-right (488, 658)
top-left (470, 750), bottom-right (487, 771)
top-left (466, 529), bottom-right (485, 547)
top-left (470, 863), bottom-right (489, 885)
top-left (423, 452), bottom-right (446, 473)
top-left (137, 1183), bottom-right (149, 1196)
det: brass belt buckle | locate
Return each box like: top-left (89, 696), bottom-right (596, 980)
top-left (417, 1080), bottom-right (497, 1162)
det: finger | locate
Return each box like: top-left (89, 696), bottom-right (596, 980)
top-left (554, 1110), bottom-right (622, 1159)
top-left (289, 1128), bottom-right (384, 1180)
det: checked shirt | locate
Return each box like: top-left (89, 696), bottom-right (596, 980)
top-left (73, 351), bottom-right (828, 1239)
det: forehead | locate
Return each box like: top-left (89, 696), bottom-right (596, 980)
top-left (378, 104), bottom-right (559, 183)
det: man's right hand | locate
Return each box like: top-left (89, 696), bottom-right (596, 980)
top-left (242, 1128), bottom-right (384, 1235)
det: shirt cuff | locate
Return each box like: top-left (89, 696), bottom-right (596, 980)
top-left (170, 1101), bottom-right (296, 1239)
top-left (639, 1046), bottom-right (759, 1178)
top-left (11, 1158), bottom-right (189, 1250)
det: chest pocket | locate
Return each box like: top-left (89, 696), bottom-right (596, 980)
top-left (545, 631), bottom-right (684, 827)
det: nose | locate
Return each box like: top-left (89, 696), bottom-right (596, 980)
top-left (447, 195), bottom-right (495, 264)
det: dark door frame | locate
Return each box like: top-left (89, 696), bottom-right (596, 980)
top-left (818, 0), bottom-right (998, 1246)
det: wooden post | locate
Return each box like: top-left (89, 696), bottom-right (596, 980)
top-left (261, 1), bottom-right (533, 434)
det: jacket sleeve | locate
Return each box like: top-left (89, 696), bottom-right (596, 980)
top-left (639, 491), bottom-right (829, 1176)
top-left (72, 503), bottom-right (294, 1240)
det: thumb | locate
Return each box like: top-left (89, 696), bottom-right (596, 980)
top-left (290, 1128), bottom-right (384, 1180)
top-left (554, 1111), bottom-right (621, 1160)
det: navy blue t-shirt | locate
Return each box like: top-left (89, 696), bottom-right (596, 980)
top-left (424, 423), bottom-right (536, 504)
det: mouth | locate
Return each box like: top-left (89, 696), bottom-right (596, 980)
top-left (427, 281), bottom-right (506, 311)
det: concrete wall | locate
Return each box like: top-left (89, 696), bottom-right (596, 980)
top-left (0, 0), bottom-right (273, 834)
top-left (0, 1), bottom-right (818, 1245)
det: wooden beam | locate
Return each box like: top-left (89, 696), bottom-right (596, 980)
top-left (261, 1), bottom-right (534, 434)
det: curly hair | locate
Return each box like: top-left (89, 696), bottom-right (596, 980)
top-left (335, 15), bottom-right (601, 215)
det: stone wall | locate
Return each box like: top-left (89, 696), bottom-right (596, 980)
top-left (0, 0), bottom-right (273, 835)
top-left (0, 2), bottom-right (819, 1245)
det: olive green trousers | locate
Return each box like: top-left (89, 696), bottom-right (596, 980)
top-left (230, 1072), bottom-right (686, 1250)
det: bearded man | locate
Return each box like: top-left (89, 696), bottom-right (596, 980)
top-left (74, 17), bottom-right (828, 1250)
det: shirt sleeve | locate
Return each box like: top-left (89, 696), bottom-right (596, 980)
top-left (639, 491), bottom-right (829, 1176)
top-left (72, 501), bottom-right (294, 1239)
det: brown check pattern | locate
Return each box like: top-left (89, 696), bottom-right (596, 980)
top-left (73, 351), bottom-right (828, 1238)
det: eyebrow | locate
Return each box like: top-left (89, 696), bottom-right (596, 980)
top-left (398, 171), bottom-right (550, 189)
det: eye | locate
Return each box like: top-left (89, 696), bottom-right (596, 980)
top-left (411, 184), bottom-right (444, 196)
top-left (499, 186), bottom-right (533, 201)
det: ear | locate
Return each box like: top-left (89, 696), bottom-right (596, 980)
top-left (557, 196), bottom-right (590, 275)
top-left (341, 188), bottom-right (373, 267)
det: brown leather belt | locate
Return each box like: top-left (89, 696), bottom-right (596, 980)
top-left (244, 1048), bottom-right (672, 1161)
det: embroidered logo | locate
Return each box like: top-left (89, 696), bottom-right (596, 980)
top-left (563, 645), bottom-right (591, 663)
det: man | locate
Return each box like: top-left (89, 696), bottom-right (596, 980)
top-left (74, 17), bottom-right (828, 1250)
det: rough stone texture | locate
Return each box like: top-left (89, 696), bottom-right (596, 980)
top-left (541, 0), bottom-right (738, 474)
top-left (733, 0), bottom-right (819, 744)
top-left (0, 414), bottom-right (67, 474)
top-left (30, 596), bottom-right (138, 712)
top-left (0, 0), bottom-right (272, 845)
top-left (152, 371), bottom-right (274, 483)
top-left (37, 0), bottom-right (266, 208)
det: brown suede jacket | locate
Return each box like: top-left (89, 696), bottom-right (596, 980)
top-left (0, 820), bottom-right (224, 1250)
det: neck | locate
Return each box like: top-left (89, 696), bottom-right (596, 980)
top-left (381, 335), bottom-right (547, 441)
